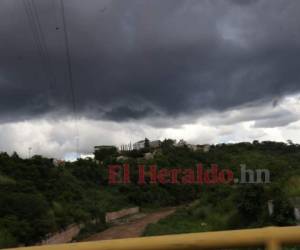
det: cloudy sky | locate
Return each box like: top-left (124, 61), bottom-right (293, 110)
top-left (0, 0), bottom-right (300, 159)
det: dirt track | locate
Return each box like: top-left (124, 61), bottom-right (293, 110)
top-left (83, 207), bottom-right (176, 241)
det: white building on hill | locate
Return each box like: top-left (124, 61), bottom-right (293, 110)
top-left (133, 139), bottom-right (161, 150)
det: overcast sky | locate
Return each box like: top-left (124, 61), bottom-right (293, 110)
top-left (0, 0), bottom-right (300, 159)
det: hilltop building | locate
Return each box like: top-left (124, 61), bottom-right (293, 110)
top-left (133, 139), bottom-right (161, 150)
top-left (175, 139), bottom-right (211, 153)
top-left (53, 159), bottom-right (65, 167)
top-left (133, 140), bottom-right (146, 150)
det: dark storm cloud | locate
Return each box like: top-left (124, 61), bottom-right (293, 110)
top-left (0, 0), bottom-right (300, 123)
top-left (207, 103), bottom-right (300, 128)
top-left (230, 0), bottom-right (259, 5)
top-left (253, 113), bottom-right (299, 128)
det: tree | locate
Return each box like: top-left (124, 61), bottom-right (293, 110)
top-left (94, 146), bottom-right (117, 161)
top-left (144, 138), bottom-right (150, 149)
top-left (270, 197), bottom-right (295, 226)
top-left (0, 228), bottom-right (17, 248)
top-left (235, 185), bottom-right (267, 227)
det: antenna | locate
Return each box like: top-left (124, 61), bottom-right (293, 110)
top-left (28, 147), bottom-right (32, 158)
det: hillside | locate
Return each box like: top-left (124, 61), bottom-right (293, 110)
top-left (1, 140), bottom-right (300, 248)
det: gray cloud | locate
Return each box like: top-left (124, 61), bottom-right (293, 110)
top-left (0, 0), bottom-right (300, 124)
top-left (253, 113), bottom-right (298, 128)
top-left (206, 101), bottom-right (300, 127)
top-left (1, 94), bottom-right (299, 158)
top-left (230, 0), bottom-right (259, 5)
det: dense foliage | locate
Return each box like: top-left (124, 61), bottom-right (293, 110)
top-left (1, 140), bottom-right (300, 248)
top-left (144, 141), bottom-right (300, 236)
top-left (0, 154), bottom-right (128, 248)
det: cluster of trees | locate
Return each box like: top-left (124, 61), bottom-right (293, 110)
top-left (144, 140), bottom-right (300, 236)
top-left (0, 154), bottom-right (128, 248)
top-left (1, 140), bottom-right (299, 248)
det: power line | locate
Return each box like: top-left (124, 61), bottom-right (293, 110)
top-left (23, 0), bottom-right (45, 70)
top-left (22, 0), bottom-right (58, 105)
top-left (30, 0), bottom-right (57, 95)
top-left (22, 0), bottom-right (80, 159)
top-left (59, 0), bottom-right (79, 158)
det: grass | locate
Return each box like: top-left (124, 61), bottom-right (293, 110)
top-left (286, 176), bottom-right (300, 198)
top-left (0, 174), bottom-right (16, 185)
top-left (143, 198), bottom-right (236, 236)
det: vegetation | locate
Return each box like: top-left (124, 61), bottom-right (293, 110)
top-left (144, 184), bottom-right (296, 236)
top-left (0, 154), bottom-right (128, 248)
top-left (0, 140), bottom-right (299, 248)
top-left (144, 141), bottom-right (300, 236)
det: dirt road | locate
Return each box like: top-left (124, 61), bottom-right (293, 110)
top-left (83, 207), bottom-right (176, 241)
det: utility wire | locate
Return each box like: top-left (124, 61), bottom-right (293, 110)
top-left (30, 0), bottom-right (57, 95)
top-left (60, 0), bottom-right (80, 158)
top-left (22, 0), bottom-right (55, 97)
top-left (23, 0), bottom-right (79, 159)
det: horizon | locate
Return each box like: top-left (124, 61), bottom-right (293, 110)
top-left (1, 138), bottom-right (298, 162)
